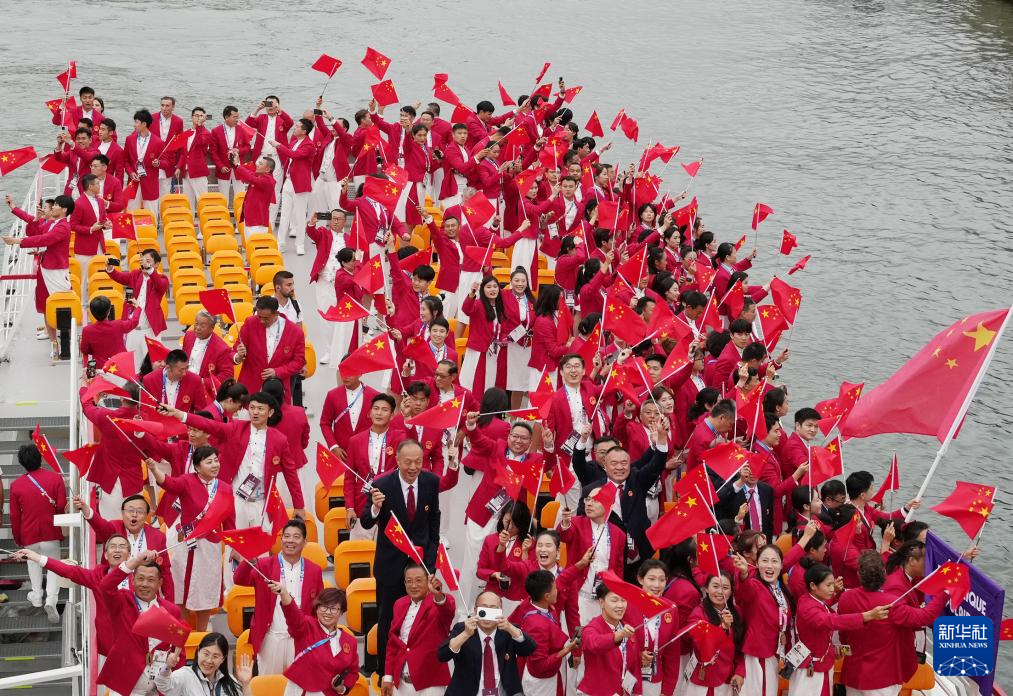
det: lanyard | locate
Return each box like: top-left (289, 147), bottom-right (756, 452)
top-left (162, 372), bottom-right (178, 406)
top-left (370, 431), bottom-right (388, 474)
top-left (129, 528), bottom-right (147, 557)
top-left (336, 387), bottom-right (364, 422)
top-left (266, 316), bottom-right (286, 358)
top-left (192, 479), bottom-right (219, 524)
top-left (293, 633), bottom-right (335, 663)
top-left (25, 474), bottom-right (56, 506)
top-left (521, 608), bottom-right (559, 626)
top-left (280, 557), bottom-right (305, 585)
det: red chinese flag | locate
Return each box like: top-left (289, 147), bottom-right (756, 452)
top-left (751, 202), bottom-right (774, 230)
top-left (639, 144), bottom-right (680, 170)
top-left (616, 247), bottom-right (648, 288)
top-left (371, 80), bottom-right (399, 108)
top-left (814, 381), bottom-right (864, 435)
top-left (236, 120), bottom-right (258, 142)
top-left (595, 199), bottom-right (620, 231)
top-left (869, 454), bottom-right (901, 505)
top-left (733, 234), bottom-right (747, 252)
top-left (720, 280), bottom-right (745, 319)
top-left (548, 461), bottom-right (577, 498)
top-left (690, 621), bottom-right (733, 664)
top-left (671, 197), bottom-right (699, 229)
top-left (311, 53), bottom-right (342, 78)
top-left (382, 165), bottom-right (409, 192)
top-left (112, 417), bottom-right (187, 440)
top-left (1000, 618), bottom-right (1013, 641)
top-left (185, 492), bottom-right (235, 541)
top-left (700, 442), bottom-right (753, 481)
top-left (406, 397), bottom-right (464, 430)
top-left (494, 465), bottom-right (524, 500)
top-left (930, 481), bottom-right (995, 540)
top-left (0, 147), bottom-right (38, 176)
top-left (699, 295), bottom-right (724, 335)
top-left (61, 443), bottom-right (97, 477)
top-left (658, 338), bottom-right (693, 383)
top-left (681, 160), bottom-right (703, 178)
top-left (362, 176), bottom-right (402, 210)
top-left (56, 67), bottom-right (76, 93)
top-left (461, 191), bottom-right (496, 228)
top-left (511, 457), bottom-right (545, 497)
top-left (503, 125), bottom-right (531, 147)
top-left (769, 277), bottom-right (802, 325)
top-left (920, 562), bottom-right (971, 611)
top-left (531, 84), bottom-right (553, 101)
top-left (561, 86), bottom-right (583, 103)
top-left (40, 154), bottom-right (69, 174)
top-left (610, 109), bottom-right (627, 132)
top-left (528, 367), bottom-right (556, 415)
top-left (160, 131), bottom-right (191, 156)
top-left (498, 81), bottom-right (516, 107)
top-left (584, 111), bottom-right (604, 138)
top-left (338, 332), bottom-right (397, 376)
top-left (45, 96), bottom-right (75, 114)
top-left (362, 47), bottom-right (391, 80)
top-left (809, 437), bottom-right (844, 486)
top-left (107, 212), bottom-right (136, 240)
top-left (123, 179), bottom-right (139, 203)
top-left (538, 140), bottom-right (568, 171)
top-left (399, 247), bottom-right (432, 274)
top-left (788, 254), bottom-right (811, 275)
top-left (436, 543), bottom-right (460, 591)
top-left (402, 335), bottom-right (438, 375)
top-left (534, 62), bottom-right (551, 84)
top-left (695, 261), bottom-right (716, 292)
top-left (780, 229), bottom-right (798, 256)
top-left (102, 351), bottom-right (139, 382)
top-left (598, 569), bottom-right (675, 618)
top-left (833, 511), bottom-right (862, 552)
top-left (633, 174), bottom-right (661, 203)
top-left (450, 102), bottom-right (473, 125)
top-left (556, 298), bottom-right (574, 345)
top-left (462, 244), bottom-right (494, 269)
top-left (646, 488), bottom-right (714, 549)
top-left (433, 73), bottom-right (449, 88)
top-left (131, 603), bottom-right (191, 648)
top-left (220, 526), bottom-right (275, 560)
top-left (841, 308), bottom-right (1010, 442)
top-left (31, 425), bottom-right (62, 473)
top-left (433, 82), bottom-right (459, 106)
top-left (514, 166), bottom-right (543, 198)
top-left (621, 115), bottom-right (640, 143)
top-left (354, 255), bottom-right (385, 294)
top-left (757, 304), bottom-right (787, 351)
top-left (602, 297), bottom-right (648, 346)
top-left (385, 516), bottom-right (424, 564)
top-left (736, 387), bottom-right (768, 442)
top-left (674, 464), bottom-right (719, 505)
top-left (265, 483), bottom-right (289, 536)
top-left (80, 376), bottom-right (129, 403)
top-left (575, 324), bottom-right (602, 372)
top-left (145, 336), bottom-right (170, 364)
top-left (590, 481), bottom-right (619, 512)
top-left (316, 442), bottom-right (342, 488)
top-left (695, 533), bottom-right (733, 578)
top-left (320, 295), bottom-right (369, 322)
top-left (198, 288), bottom-right (236, 324)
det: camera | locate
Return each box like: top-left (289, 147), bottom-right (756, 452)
top-left (496, 576), bottom-right (511, 591)
top-left (124, 286), bottom-right (134, 301)
top-left (476, 606), bottom-right (502, 621)
top-left (86, 358), bottom-right (96, 379)
top-left (317, 211), bottom-right (332, 221)
top-left (107, 258), bottom-right (121, 267)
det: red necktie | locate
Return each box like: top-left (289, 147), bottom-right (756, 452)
top-left (747, 489), bottom-right (761, 531)
top-left (407, 484), bottom-right (416, 522)
top-left (482, 636), bottom-right (496, 690)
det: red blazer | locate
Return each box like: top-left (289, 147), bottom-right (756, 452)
top-left (499, 558), bottom-right (582, 640)
top-left (10, 469), bottom-right (66, 546)
top-left (181, 331), bottom-right (236, 385)
top-left (277, 404), bottom-right (310, 467)
top-left (96, 174), bottom-right (126, 213)
top-left (385, 593), bottom-right (457, 688)
top-left (838, 586), bottom-right (945, 689)
top-left (461, 294), bottom-right (502, 352)
top-left (315, 115), bottom-right (354, 180)
top-left (236, 315), bottom-right (306, 403)
top-left (68, 194), bottom-right (106, 256)
top-left (306, 226), bottom-right (349, 282)
top-left (518, 604), bottom-right (572, 682)
top-left (86, 513), bottom-right (175, 601)
top-left (614, 415), bottom-right (652, 463)
top-left (778, 432), bottom-right (810, 479)
top-left (80, 308), bottom-right (140, 367)
top-left (159, 471), bottom-right (236, 538)
top-left (277, 136), bottom-right (316, 193)
top-left (123, 131), bottom-right (165, 201)
top-left (43, 558), bottom-right (114, 655)
top-left (439, 141), bottom-right (478, 199)
top-left (245, 111), bottom-right (294, 161)
top-left (420, 380), bottom-right (478, 413)
top-left (794, 592), bottom-right (865, 673)
top-left (544, 380), bottom-right (602, 467)
top-left (319, 384), bottom-right (380, 451)
top-left (557, 517), bottom-right (625, 624)
top-left (685, 418), bottom-right (722, 471)
top-left (141, 367), bottom-right (207, 414)
top-left (464, 427), bottom-right (555, 527)
top-left (154, 113), bottom-right (185, 159)
top-left (52, 104), bottom-right (105, 134)
top-left (233, 555), bottom-right (324, 654)
top-left (736, 576), bottom-right (792, 660)
top-left (233, 165), bottom-right (275, 227)
top-left (281, 600), bottom-right (359, 696)
top-left (176, 126), bottom-right (213, 178)
top-left (342, 427), bottom-right (405, 515)
top-left (98, 566), bottom-right (184, 695)
top-left (79, 394), bottom-right (159, 496)
top-left (339, 190), bottom-right (408, 250)
top-left (476, 533), bottom-right (527, 601)
top-left (56, 143), bottom-right (98, 190)
top-left (106, 267), bottom-right (168, 336)
top-left (663, 575), bottom-right (702, 657)
top-left (183, 413), bottom-right (304, 509)
top-left (625, 605), bottom-right (681, 695)
top-left (18, 218), bottom-right (70, 270)
top-left (686, 606), bottom-right (744, 687)
top-left (210, 124), bottom-right (252, 177)
top-left (578, 615), bottom-right (643, 696)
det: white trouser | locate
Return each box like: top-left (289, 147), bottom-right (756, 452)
top-left (349, 520), bottom-right (377, 541)
top-left (76, 254), bottom-right (96, 302)
top-left (395, 181), bottom-right (422, 223)
top-left (454, 271), bottom-right (483, 325)
top-left (788, 668), bottom-right (832, 696)
top-left (257, 632), bottom-right (295, 675)
top-left (218, 173), bottom-right (246, 205)
top-left (642, 682), bottom-right (662, 696)
top-left (235, 497), bottom-right (266, 530)
top-left (743, 654), bottom-right (779, 696)
top-left (278, 180), bottom-right (310, 249)
top-left (314, 280), bottom-right (340, 360)
top-left (311, 175), bottom-right (339, 213)
top-left (268, 158), bottom-right (283, 224)
top-left (125, 326), bottom-right (157, 371)
top-left (181, 176), bottom-right (208, 212)
top-left (522, 670), bottom-right (560, 696)
top-left (460, 517), bottom-right (496, 612)
top-left (159, 176), bottom-right (172, 199)
top-left (673, 653), bottom-right (692, 696)
top-left (577, 591), bottom-right (599, 633)
top-left (98, 479), bottom-right (127, 522)
top-left (246, 225), bottom-right (268, 235)
top-left (393, 686), bottom-right (443, 696)
top-left (441, 290), bottom-right (459, 319)
top-left (128, 191), bottom-right (160, 221)
top-left (684, 685), bottom-right (732, 696)
top-left (27, 540), bottom-right (61, 607)
top-left (845, 688), bottom-right (901, 696)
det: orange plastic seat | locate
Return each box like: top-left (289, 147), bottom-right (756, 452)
top-left (333, 540), bottom-right (375, 588)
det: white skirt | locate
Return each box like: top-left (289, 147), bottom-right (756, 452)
top-left (455, 271), bottom-right (484, 325)
top-left (459, 347), bottom-right (496, 394)
top-left (182, 537), bottom-right (223, 611)
top-left (743, 654), bottom-right (779, 696)
top-left (844, 687), bottom-right (901, 696)
top-left (684, 684), bottom-right (733, 696)
top-left (788, 667), bottom-right (832, 696)
top-left (511, 236), bottom-right (537, 278)
top-left (41, 266), bottom-right (71, 295)
top-left (523, 669), bottom-right (563, 696)
top-left (506, 341), bottom-right (532, 391)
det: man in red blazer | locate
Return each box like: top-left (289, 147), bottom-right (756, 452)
top-left (439, 123), bottom-right (479, 205)
top-left (175, 106), bottom-right (213, 211)
top-left (543, 353), bottom-right (605, 484)
top-left (233, 155), bottom-right (276, 234)
top-left (80, 295), bottom-right (140, 368)
top-left (9, 444), bottom-right (67, 623)
top-left (55, 129), bottom-right (98, 194)
top-left (183, 310), bottom-right (236, 397)
top-left (141, 349), bottom-right (208, 415)
top-left (51, 85), bottom-right (104, 135)
top-left (69, 173), bottom-right (109, 299)
top-left (89, 155), bottom-right (125, 213)
top-left (246, 95), bottom-right (294, 221)
top-left (124, 108), bottom-right (165, 217)
top-left (155, 97), bottom-right (185, 199)
top-left (105, 249), bottom-right (169, 369)
top-left (344, 394), bottom-right (406, 534)
top-left (270, 117), bottom-right (315, 254)
top-left (233, 519), bottom-right (323, 675)
top-left (557, 497), bottom-right (626, 627)
top-left (75, 493), bottom-right (175, 602)
top-left (776, 406), bottom-right (821, 479)
top-left (210, 105), bottom-right (251, 205)
top-left (685, 398), bottom-right (736, 471)
top-left (95, 119), bottom-right (125, 182)
top-left (320, 370), bottom-right (379, 459)
top-left (97, 551), bottom-right (184, 696)
top-left (383, 566), bottom-right (456, 696)
top-left (235, 296), bottom-right (306, 403)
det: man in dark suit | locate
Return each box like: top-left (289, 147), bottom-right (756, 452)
top-left (438, 591), bottom-right (535, 696)
top-left (575, 419), bottom-right (668, 579)
top-left (360, 439), bottom-right (441, 672)
top-left (716, 462), bottom-right (775, 540)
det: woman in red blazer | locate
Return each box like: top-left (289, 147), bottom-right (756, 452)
top-left (460, 275), bottom-right (506, 395)
top-left (733, 546), bottom-right (793, 695)
top-left (272, 585), bottom-right (359, 696)
top-left (789, 563), bottom-right (888, 696)
top-left (625, 560), bottom-right (681, 696)
top-left (329, 247), bottom-right (366, 361)
top-left (263, 378), bottom-right (310, 468)
top-left (683, 572), bottom-right (745, 696)
top-left (838, 550), bottom-right (946, 694)
top-left (578, 582), bottom-right (643, 696)
top-left (502, 267), bottom-right (537, 405)
top-left (528, 284), bottom-right (573, 392)
top-left (662, 538), bottom-right (702, 684)
top-left (557, 497), bottom-right (626, 629)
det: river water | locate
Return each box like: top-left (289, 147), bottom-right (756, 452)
top-left (2, 0), bottom-right (1012, 679)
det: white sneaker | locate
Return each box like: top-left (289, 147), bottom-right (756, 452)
top-left (36, 330), bottom-right (48, 340)
top-left (296, 245), bottom-right (305, 256)
top-left (44, 605), bottom-right (59, 624)
top-left (319, 352), bottom-right (330, 365)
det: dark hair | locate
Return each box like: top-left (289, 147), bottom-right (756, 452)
top-left (886, 540), bottom-right (925, 574)
top-left (578, 313), bottom-right (601, 338)
top-left (121, 494), bottom-right (150, 513)
top-left (574, 259), bottom-right (602, 299)
top-left (478, 388), bottom-right (509, 427)
top-left (791, 485), bottom-right (819, 514)
top-left (763, 387), bottom-right (787, 414)
top-left (222, 105), bottom-right (238, 119)
top-left (405, 380), bottom-right (431, 399)
top-left (337, 247), bottom-right (356, 265)
top-left (140, 248), bottom-right (161, 263)
top-left (313, 587), bottom-right (347, 613)
top-left (637, 558), bottom-right (669, 581)
top-left (710, 398), bottom-right (735, 421)
top-left (728, 319), bottom-right (751, 336)
top-left (477, 275), bottom-right (504, 322)
top-left (476, 100), bottom-right (495, 114)
top-left (525, 569), bottom-right (556, 603)
top-left (662, 538), bottom-right (699, 589)
top-left (92, 153), bottom-right (110, 167)
top-left (193, 633), bottom-right (242, 696)
top-left (682, 290), bottom-right (708, 310)
top-left (99, 118), bottom-right (116, 133)
top-left (272, 270), bottom-right (294, 288)
top-left (803, 563), bottom-right (834, 591)
top-left (54, 194), bottom-right (75, 215)
top-left (701, 571), bottom-right (744, 648)
top-left (413, 265), bottom-right (436, 282)
top-left (693, 231), bottom-right (715, 253)
top-left (261, 377), bottom-right (286, 403)
top-left (498, 501), bottom-right (531, 544)
top-left (820, 479), bottom-right (845, 502)
top-left (255, 295), bottom-right (279, 313)
top-left (297, 118), bottom-right (314, 135)
top-left (900, 521), bottom-right (930, 543)
top-left (741, 342), bottom-right (767, 363)
top-left (794, 407), bottom-right (821, 425)
top-left (857, 550), bottom-right (887, 591)
top-left (508, 267), bottom-right (536, 305)
top-left (707, 333), bottom-right (728, 362)
top-left (371, 393), bottom-right (397, 411)
top-left (165, 349), bottom-right (187, 366)
top-left (248, 392), bottom-right (282, 426)
top-left (845, 471), bottom-right (875, 501)
top-left (79, 86), bottom-right (95, 97)
top-left (215, 378), bottom-right (248, 404)
top-left (558, 353), bottom-right (585, 369)
top-left (81, 173), bottom-right (98, 191)
top-left (282, 518), bottom-right (307, 538)
top-left (429, 316), bottom-right (450, 333)
top-left (687, 387), bottom-right (721, 422)
top-left (18, 444), bottom-right (43, 472)
top-left (191, 444), bottom-right (218, 471)
top-left (89, 295), bottom-right (112, 321)
top-left (132, 109), bottom-right (153, 127)
top-left (533, 283), bottom-right (562, 317)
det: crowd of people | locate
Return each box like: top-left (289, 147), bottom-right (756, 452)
top-left (2, 62), bottom-right (980, 696)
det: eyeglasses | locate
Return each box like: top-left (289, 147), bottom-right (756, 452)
top-left (317, 605), bottom-right (341, 614)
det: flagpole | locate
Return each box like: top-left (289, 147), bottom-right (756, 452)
top-left (907, 304), bottom-right (1013, 521)
top-left (436, 542), bottom-right (471, 616)
top-left (888, 452), bottom-right (896, 515)
top-left (58, 61), bottom-right (73, 133)
top-left (231, 550), bottom-right (272, 583)
top-left (692, 484), bottom-right (723, 572)
top-left (887, 564), bottom-right (945, 607)
top-left (526, 463), bottom-right (546, 538)
top-left (105, 416), bottom-right (151, 459)
top-left (654, 620), bottom-right (703, 653)
top-left (389, 510), bottom-right (430, 574)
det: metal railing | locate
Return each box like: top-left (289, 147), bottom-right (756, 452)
top-left (0, 169), bottom-right (67, 361)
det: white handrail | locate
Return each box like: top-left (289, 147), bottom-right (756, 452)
top-left (0, 665), bottom-right (84, 690)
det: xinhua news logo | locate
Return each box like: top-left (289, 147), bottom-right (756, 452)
top-left (933, 616), bottom-right (993, 677)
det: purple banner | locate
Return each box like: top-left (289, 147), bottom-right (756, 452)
top-left (925, 531), bottom-right (1004, 693)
